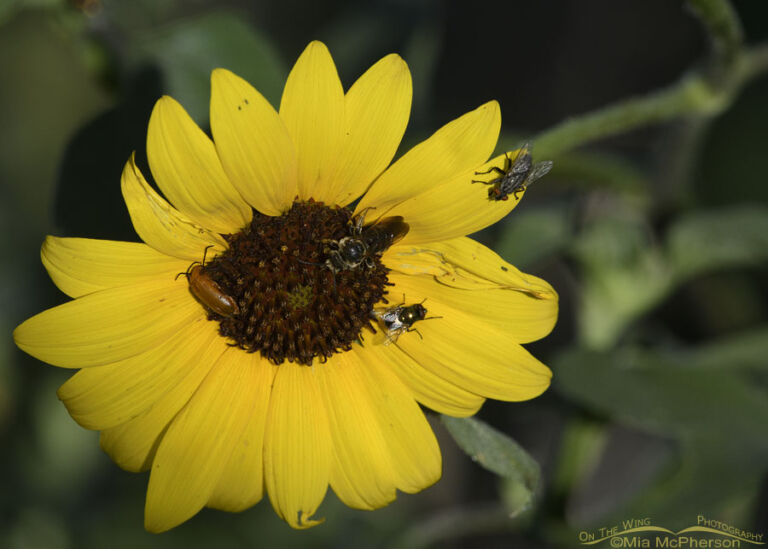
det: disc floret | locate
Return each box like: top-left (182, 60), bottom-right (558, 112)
top-left (198, 200), bottom-right (390, 365)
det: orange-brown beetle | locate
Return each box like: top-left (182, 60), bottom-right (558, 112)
top-left (187, 265), bottom-right (240, 317)
top-left (187, 264), bottom-right (240, 317)
top-left (177, 248), bottom-right (240, 318)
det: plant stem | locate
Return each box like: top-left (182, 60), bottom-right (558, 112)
top-left (686, 0), bottom-right (744, 67)
top-left (532, 0), bottom-right (767, 158)
top-left (534, 72), bottom-right (729, 158)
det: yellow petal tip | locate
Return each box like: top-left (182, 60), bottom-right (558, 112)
top-left (290, 510), bottom-right (325, 530)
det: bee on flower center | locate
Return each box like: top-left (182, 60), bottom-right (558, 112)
top-left (472, 142), bottom-right (553, 201)
top-left (193, 201), bottom-right (393, 366)
top-left (324, 210), bottom-right (410, 273)
top-left (372, 298), bottom-right (441, 345)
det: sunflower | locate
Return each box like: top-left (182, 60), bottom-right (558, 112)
top-left (13, 41), bottom-right (558, 531)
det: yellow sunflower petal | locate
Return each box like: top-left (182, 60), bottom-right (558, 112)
top-left (384, 248), bottom-right (557, 345)
top-left (386, 273), bottom-right (552, 401)
top-left (121, 156), bottom-right (226, 260)
top-left (99, 326), bottom-right (227, 473)
top-left (41, 237), bottom-right (187, 298)
top-left (264, 362), bottom-right (331, 529)
top-left (326, 53), bottom-right (412, 206)
top-left (386, 236), bottom-right (556, 298)
top-left (387, 148), bottom-right (530, 244)
top-left (210, 68), bottom-right (297, 215)
top-left (144, 347), bottom-right (262, 533)
top-left (316, 353), bottom-right (398, 510)
top-left (147, 95), bottom-right (252, 234)
top-left (13, 278), bottom-right (202, 368)
top-left (356, 101), bottom-right (500, 215)
top-left (357, 350), bottom-right (441, 493)
top-left (355, 341), bottom-right (485, 417)
top-left (207, 356), bottom-right (277, 512)
top-left (279, 41), bottom-right (345, 202)
top-left (57, 317), bottom-right (216, 430)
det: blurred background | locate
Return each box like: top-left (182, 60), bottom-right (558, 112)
top-left (2, 0), bottom-right (768, 547)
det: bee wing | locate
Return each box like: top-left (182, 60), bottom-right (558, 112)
top-left (370, 328), bottom-right (391, 346)
top-left (526, 160), bottom-right (554, 185)
top-left (370, 310), bottom-right (405, 345)
top-left (369, 215), bottom-right (404, 227)
top-left (381, 325), bottom-right (407, 346)
top-left (367, 216), bottom-right (410, 245)
top-left (371, 307), bottom-right (390, 322)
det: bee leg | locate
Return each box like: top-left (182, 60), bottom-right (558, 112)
top-left (408, 327), bottom-right (424, 340)
top-left (350, 207), bottom-right (376, 233)
top-left (297, 257), bottom-right (322, 266)
top-left (327, 269), bottom-right (338, 297)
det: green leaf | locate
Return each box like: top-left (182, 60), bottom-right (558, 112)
top-left (441, 415), bottom-right (540, 516)
top-left (571, 215), bottom-right (673, 349)
top-left (545, 151), bottom-right (650, 197)
top-left (130, 12), bottom-right (286, 123)
top-left (616, 443), bottom-right (763, 528)
top-left (553, 348), bottom-right (768, 454)
top-left (681, 325), bottom-right (768, 370)
top-left (0, 0), bottom-right (22, 25)
top-left (496, 206), bottom-right (571, 269)
top-left (667, 205), bottom-right (768, 279)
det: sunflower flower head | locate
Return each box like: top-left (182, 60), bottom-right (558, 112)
top-left (13, 41), bottom-right (558, 531)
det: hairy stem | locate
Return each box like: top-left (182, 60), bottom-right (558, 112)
top-left (686, 0), bottom-right (744, 67)
top-left (532, 0), bottom-right (767, 158)
top-left (534, 73), bottom-right (729, 157)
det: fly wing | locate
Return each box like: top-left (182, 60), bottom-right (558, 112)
top-left (525, 160), bottom-right (554, 186)
top-left (509, 143), bottom-right (533, 175)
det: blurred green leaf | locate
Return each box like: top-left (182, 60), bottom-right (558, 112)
top-left (571, 205), bottom-right (768, 349)
top-left (681, 325), bottom-right (768, 370)
top-left (554, 348), bottom-right (768, 456)
top-left (496, 206), bottom-right (571, 268)
top-left (620, 325), bottom-right (768, 372)
top-left (441, 416), bottom-right (540, 516)
top-left (0, 0), bottom-right (22, 25)
top-left (102, 0), bottom-right (181, 33)
top-left (554, 346), bottom-right (768, 529)
top-left (6, 507), bottom-right (71, 549)
top-left (131, 12), bottom-right (286, 123)
top-left (548, 151), bottom-right (650, 198)
top-left (666, 205), bottom-right (768, 279)
top-left (551, 420), bottom-right (607, 497)
top-left (22, 374), bottom-right (103, 502)
top-left (617, 445), bottom-right (762, 528)
top-left (571, 215), bottom-right (673, 349)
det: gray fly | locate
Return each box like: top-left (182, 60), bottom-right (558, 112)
top-left (472, 142), bottom-right (553, 201)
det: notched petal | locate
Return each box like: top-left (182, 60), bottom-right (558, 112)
top-left (386, 237), bottom-right (557, 299)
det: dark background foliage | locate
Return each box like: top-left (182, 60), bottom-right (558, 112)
top-left (2, 0), bottom-right (767, 547)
